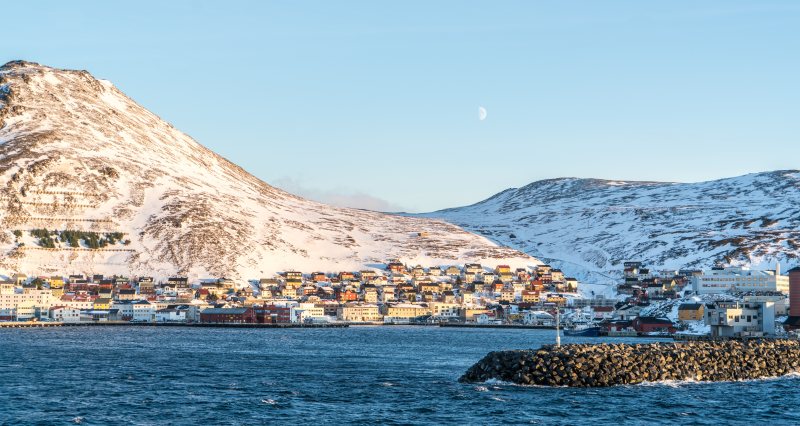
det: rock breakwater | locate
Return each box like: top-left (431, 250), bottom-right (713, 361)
top-left (460, 340), bottom-right (800, 387)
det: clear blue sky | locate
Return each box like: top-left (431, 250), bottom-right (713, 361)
top-left (2, 1), bottom-right (798, 212)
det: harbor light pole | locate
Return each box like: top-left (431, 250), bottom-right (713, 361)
top-left (555, 306), bottom-right (561, 347)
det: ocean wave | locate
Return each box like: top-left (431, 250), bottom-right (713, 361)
top-left (484, 378), bottom-right (514, 386)
top-left (636, 372), bottom-right (800, 388)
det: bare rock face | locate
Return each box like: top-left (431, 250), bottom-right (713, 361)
top-left (0, 61), bottom-right (535, 279)
top-left (423, 172), bottom-right (800, 282)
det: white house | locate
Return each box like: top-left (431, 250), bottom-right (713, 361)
top-left (706, 300), bottom-right (776, 337)
top-left (50, 307), bottom-right (81, 323)
top-left (291, 303), bottom-right (326, 323)
top-left (132, 301), bottom-right (155, 322)
top-left (155, 308), bottom-right (187, 322)
top-left (524, 310), bottom-right (554, 326)
top-left (430, 302), bottom-right (461, 319)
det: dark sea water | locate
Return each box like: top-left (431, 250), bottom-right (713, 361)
top-left (1, 326), bottom-right (799, 425)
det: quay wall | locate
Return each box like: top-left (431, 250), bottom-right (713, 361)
top-left (460, 340), bottom-right (800, 387)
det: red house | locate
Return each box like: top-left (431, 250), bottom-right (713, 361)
top-left (338, 272), bottom-right (356, 282)
top-left (254, 305), bottom-right (291, 323)
top-left (200, 307), bottom-right (255, 324)
top-left (387, 262), bottom-right (406, 274)
top-left (529, 280), bottom-right (544, 292)
top-left (631, 316), bottom-right (676, 334)
top-left (310, 272), bottom-right (328, 282)
top-left (337, 289), bottom-right (358, 302)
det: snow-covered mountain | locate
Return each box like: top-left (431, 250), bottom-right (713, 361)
top-left (422, 172), bottom-right (800, 283)
top-left (0, 61), bottom-right (535, 279)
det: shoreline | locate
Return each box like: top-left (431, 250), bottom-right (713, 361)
top-left (0, 321), bottom-right (350, 329)
top-left (0, 321), bottom-right (562, 329)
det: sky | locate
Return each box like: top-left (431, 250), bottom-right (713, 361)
top-left (2, 1), bottom-right (798, 212)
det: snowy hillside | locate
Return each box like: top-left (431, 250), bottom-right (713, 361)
top-left (421, 172), bottom-right (800, 283)
top-left (0, 61), bottom-right (536, 280)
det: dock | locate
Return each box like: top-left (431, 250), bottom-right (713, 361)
top-left (439, 323), bottom-right (556, 330)
top-left (0, 321), bottom-right (65, 328)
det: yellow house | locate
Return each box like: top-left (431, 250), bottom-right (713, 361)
top-left (364, 290), bottom-right (378, 304)
top-left (521, 291), bottom-right (540, 303)
top-left (678, 303), bottom-right (705, 321)
top-left (495, 265), bottom-right (513, 283)
top-left (93, 298), bottom-right (112, 310)
top-left (49, 276), bottom-right (65, 289)
top-left (418, 282), bottom-right (439, 293)
top-left (337, 304), bottom-right (382, 322)
top-left (13, 273), bottom-right (27, 286)
top-left (495, 265), bottom-right (511, 275)
top-left (384, 303), bottom-right (431, 320)
top-left (462, 308), bottom-right (491, 322)
top-left (545, 294), bottom-right (567, 307)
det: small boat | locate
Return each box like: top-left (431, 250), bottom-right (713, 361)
top-left (564, 323), bottom-right (602, 337)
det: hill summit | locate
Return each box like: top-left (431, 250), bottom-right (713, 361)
top-left (0, 61), bottom-right (534, 279)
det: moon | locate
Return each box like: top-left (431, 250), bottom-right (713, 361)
top-left (478, 106), bottom-right (487, 121)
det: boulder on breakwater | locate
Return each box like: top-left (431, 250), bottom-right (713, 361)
top-left (459, 340), bottom-right (800, 387)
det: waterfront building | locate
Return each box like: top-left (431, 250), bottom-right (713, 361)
top-left (255, 304), bottom-right (292, 323)
top-left (50, 307), bottom-right (81, 323)
top-left (631, 316), bottom-right (676, 334)
top-left (523, 310), bottom-right (554, 325)
top-left (155, 308), bottom-right (188, 322)
top-left (0, 289), bottom-right (56, 320)
top-left (383, 303), bottom-right (431, 323)
top-left (430, 302), bottom-right (460, 319)
top-left (290, 303), bottom-right (326, 323)
top-left (200, 307), bottom-right (256, 324)
top-left (132, 301), bottom-right (155, 322)
top-left (337, 303), bottom-right (381, 322)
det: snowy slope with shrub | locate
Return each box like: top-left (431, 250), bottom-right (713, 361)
top-left (0, 61), bottom-right (535, 279)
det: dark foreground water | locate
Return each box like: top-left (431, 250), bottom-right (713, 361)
top-left (1, 327), bottom-right (799, 425)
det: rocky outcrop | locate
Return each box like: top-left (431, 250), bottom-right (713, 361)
top-left (460, 340), bottom-right (800, 387)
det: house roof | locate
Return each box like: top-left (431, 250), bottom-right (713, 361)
top-left (788, 266), bottom-right (800, 273)
top-left (678, 303), bottom-right (703, 310)
top-left (636, 316), bottom-right (673, 324)
top-left (202, 307), bottom-right (249, 315)
top-left (783, 316), bottom-right (800, 326)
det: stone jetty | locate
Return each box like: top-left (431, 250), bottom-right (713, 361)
top-left (460, 340), bottom-right (800, 387)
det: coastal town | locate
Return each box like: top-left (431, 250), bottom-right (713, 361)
top-left (3, 260), bottom-right (800, 339)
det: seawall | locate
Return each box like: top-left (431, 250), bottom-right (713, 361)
top-left (460, 340), bottom-right (800, 387)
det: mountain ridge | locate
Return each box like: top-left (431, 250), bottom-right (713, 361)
top-left (422, 170), bottom-right (800, 283)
